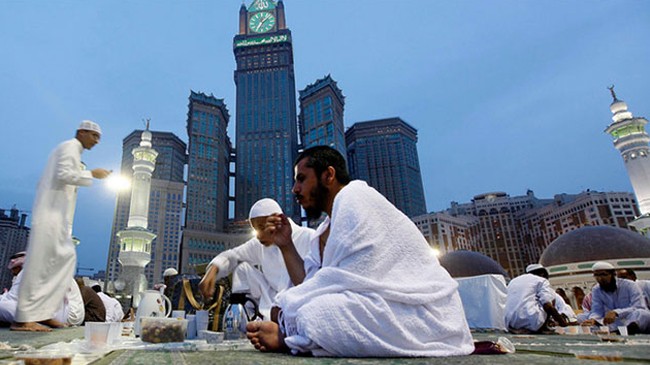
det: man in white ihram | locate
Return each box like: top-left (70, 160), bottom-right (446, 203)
top-left (199, 198), bottom-right (313, 320)
top-left (12, 120), bottom-right (111, 332)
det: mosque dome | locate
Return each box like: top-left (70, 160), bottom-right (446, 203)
top-left (540, 226), bottom-right (650, 267)
top-left (439, 250), bottom-right (508, 278)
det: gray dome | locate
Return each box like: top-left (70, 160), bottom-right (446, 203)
top-left (439, 250), bottom-right (507, 278)
top-left (540, 226), bottom-right (650, 267)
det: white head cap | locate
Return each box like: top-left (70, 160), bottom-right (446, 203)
top-left (248, 198), bottom-right (283, 220)
top-left (78, 120), bottom-right (102, 135)
top-left (526, 263), bottom-right (545, 273)
top-left (163, 268), bottom-right (178, 277)
top-left (592, 261), bottom-right (615, 271)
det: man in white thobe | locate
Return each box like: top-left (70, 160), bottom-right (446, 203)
top-left (199, 198), bottom-right (313, 320)
top-left (505, 264), bottom-right (568, 333)
top-left (12, 120), bottom-right (111, 332)
top-left (246, 146), bottom-right (474, 357)
top-left (617, 268), bottom-right (650, 307)
top-left (583, 262), bottom-right (650, 334)
top-left (92, 284), bottom-right (125, 323)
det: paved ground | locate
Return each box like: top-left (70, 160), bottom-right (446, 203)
top-left (0, 327), bottom-right (649, 364)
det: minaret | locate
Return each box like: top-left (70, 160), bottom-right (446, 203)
top-left (116, 121), bottom-right (159, 306)
top-left (605, 86), bottom-right (650, 235)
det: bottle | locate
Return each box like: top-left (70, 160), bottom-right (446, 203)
top-left (222, 293), bottom-right (259, 340)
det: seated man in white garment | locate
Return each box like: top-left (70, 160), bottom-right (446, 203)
top-left (505, 264), bottom-right (568, 333)
top-left (199, 198), bottom-right (313, 320)
top-left (582, 262), bottom-right (650, 334)
top-left (92, 284), bottom-right (125, 323)
top-left (617, 268), bottom-right (650, 307)
top-left (246, 146), bottom-right (474, 357)
top-left (0, 252), bottom-right (84, 326)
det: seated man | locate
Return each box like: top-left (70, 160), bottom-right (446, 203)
top-left (617, 268), bottom-right (650, 307)
top-left (247, 146), bottom-right (474, 357)
top-left (75, 278), bottom-right (106, 324)
top-left (199, 198), bottom-right (313, 320)
top-left (1, 252), bottom-right (84, 326)
top-left (582, 262), bottom-right (650, 334)
top-left (505, 264), bottom-right (568, 333)
top-left (554, 291), bottom-right (577, 323)
top-left (92, 284), bottom-right (125, 323)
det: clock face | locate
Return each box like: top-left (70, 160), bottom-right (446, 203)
top-left (249, 11), bottom-right (276, 33)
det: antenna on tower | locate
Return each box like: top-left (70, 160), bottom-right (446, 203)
top-left (607, 85), bottom-right (619, 102)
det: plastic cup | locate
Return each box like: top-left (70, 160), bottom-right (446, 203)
top-left (581, 326), bottom-right (592, 335)
top-left (196, 310), bottom-right (209, 332)
top-left (618, 326), bottom-right (628, 336)
top-left (84, 322), bottom-right (113, 348)
top-left (172, 310), bottom-right (186, 319)
top-left (186, 314), bottom-right (197, 339)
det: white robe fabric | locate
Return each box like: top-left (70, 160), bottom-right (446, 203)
top-left (276, 181), bottom-right (474, 357)
top-left (16, 138), bottom-right (92, 322)
top-left (554, 293), bottom-right (577, 322)
top-left (97, 292), bottom-right (125, 323)
top-left (505, 274), bottom-right (555, 332)
top-left (0, 271), bottom-right (23, 323)
top-left (209, 218), bottom-right (313, 318)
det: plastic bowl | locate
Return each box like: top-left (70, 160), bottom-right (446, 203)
top-left (14, 351), bottom-right (74, 365)
top-left (140, 317), bottom-right (188, 343)
top-left (199, 330), bottom-right (224, 344)
top-left (574, 350), bottom-right (623, 362)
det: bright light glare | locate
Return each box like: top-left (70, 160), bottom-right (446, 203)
top-left (431, 247), bottom-right (441, 257)
top-left (106, 174), bottom-right (131, 191)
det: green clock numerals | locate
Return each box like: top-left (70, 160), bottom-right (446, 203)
top-left (249, 12), bottom-right (276, 33)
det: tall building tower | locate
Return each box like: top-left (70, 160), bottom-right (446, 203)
top-left (299, 75), bottom-right (346, 155)
top-left (0, 207), bottom-right (29, 290)
top-left (115, 127), bottom-right (158, 304)
top-left (605, 86), bottom-right (650, 235)
top-left (180, 91), bottom-right (250, 273)
top-left (233, 0), bottom-right (300, 221)
top-left (346, 118), bottom-right (427, 217)
top-left (105, 130), bottom-right (186, 288)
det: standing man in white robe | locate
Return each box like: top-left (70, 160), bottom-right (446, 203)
top-left (198, 198), bottom-right (313, 320)
top-left (12, 120), bottom-right (111, 332)
top-left (247, 146), bottom-right (474, 357)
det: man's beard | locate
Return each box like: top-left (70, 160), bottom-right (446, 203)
top-left (601, 279), bottom-right (617, 293)
top-left (303, 181), bottom-right (328, 220)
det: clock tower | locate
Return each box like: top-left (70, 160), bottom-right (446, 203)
top-left (233, 0), bottom-right (300, 221)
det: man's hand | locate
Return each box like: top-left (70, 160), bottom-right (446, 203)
top-left (604, 310), bottom-right (618, 325)
top-left (581, 318), bottom-right (599, 326)
top-left (199, 265), bottom-right (218, 301)
top-left (266, 214), bottom-right (293, 249)
top-left (91, 168), bottom-right (112, 179)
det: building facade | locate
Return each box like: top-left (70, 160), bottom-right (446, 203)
top-left (413, 190), bottom-right (640, 277)
top-left (346, 117), bottom-right (427, 217)
top-left (233, 0), bottom-right (300, 222)
top-left (105, 130), bottom-right (186, 288)
top-left (604, 87), bottom-right (650, 234)
top-left (298, 75), bottom-right (346, 156)
top-left (0, 207), bottom-right (29, 290)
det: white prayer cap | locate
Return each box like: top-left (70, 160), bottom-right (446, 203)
top-left (78, 120), bottom-right (102, 135)
top-left (525, 263), bottom-right (545, 273)
top-left (592, 261), bottom-right (615, 271)
top-left (248, 198), bottom-right (283, 220)
top-left (163, 268), bottom-right (178, 277)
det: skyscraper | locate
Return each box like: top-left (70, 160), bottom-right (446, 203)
top-left (180, 91), bottom-right (250, 273)
top-left (298, 75), bottom-right (346, 155)
top-left (605, 87), bottom-right (650, 235)
top-left (233, 0), bottom-right (300, 222)
top-left (345, 118), bottom-right (427, 217)
top-left (0, 207), bottom-right (29, 290)
top-left (105, 130), bottom-right (186, 289)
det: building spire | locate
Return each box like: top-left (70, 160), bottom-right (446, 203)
top-left (608, 85), bottom-right (619, 102)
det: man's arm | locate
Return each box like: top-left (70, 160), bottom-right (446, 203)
top-left (267, 214), bottom-right (305, 285)
top-left (543, 301), bottom-right (569, 327)
top-left (55, 142), bottom-right (95, 186)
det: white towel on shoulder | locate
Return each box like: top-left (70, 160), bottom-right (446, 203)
top-left (276, 181), bottom-right (474, 357)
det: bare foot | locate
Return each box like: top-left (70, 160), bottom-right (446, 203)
top-left (246, 321), bottom-right (288, 352)
top-left (39, 318), bottom-right (67, 328)
top-left (10, 322), bottom-right (52, 332)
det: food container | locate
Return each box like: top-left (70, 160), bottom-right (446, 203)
top-left (140, 317), bottom-right (188, 343)
top-left (199, 330), bottom-right (224, 344)
top-left (573, 350), bottom-right (622, 362)
top-left (565, 325), bottom-right (581, 335)
top-left (14, 351), bottom-right (74, 365)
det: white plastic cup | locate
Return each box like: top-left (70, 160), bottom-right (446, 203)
top-left (618, 326), bottom-right (628, 336)
top-left (195, 310), bottom-right (209, 332)
top-left (172, 310), bottom-right (186, 319)
top-left (186, 314), bottom-right (197, 339)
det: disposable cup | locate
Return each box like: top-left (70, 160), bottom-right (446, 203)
top-left (618, 326), bottom-right (628, 336)
top-left (172, 310), bottom-right (186, 319)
